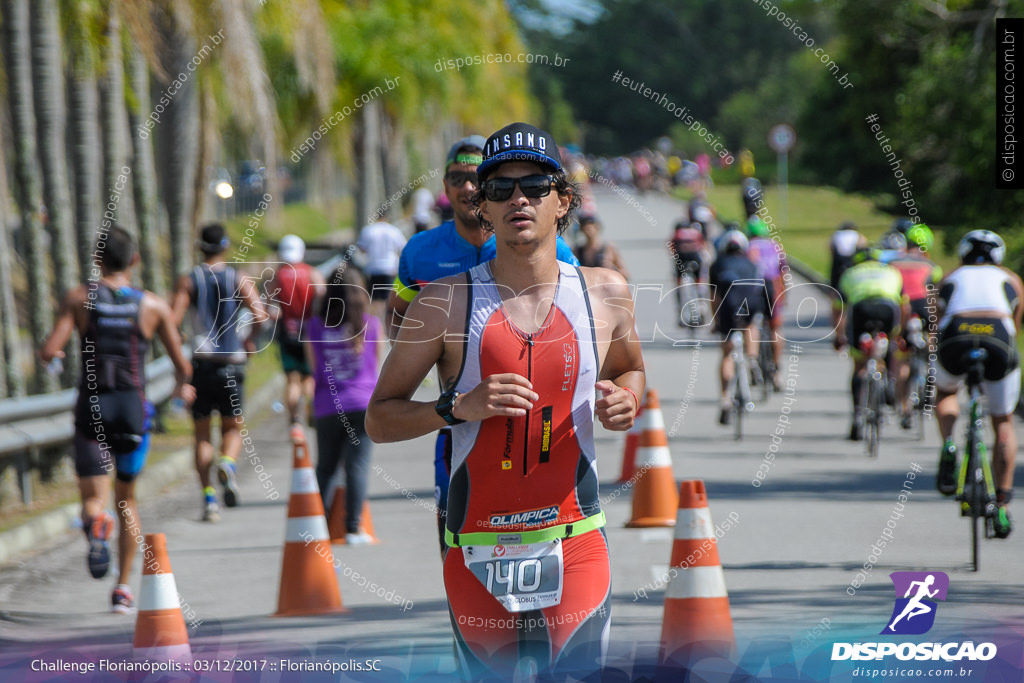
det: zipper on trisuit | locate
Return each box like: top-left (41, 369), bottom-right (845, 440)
top-left (523, 333), bottom-right (534, 476)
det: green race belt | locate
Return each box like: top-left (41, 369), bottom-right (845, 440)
top-left (445, 511), bottom-right (606, 548)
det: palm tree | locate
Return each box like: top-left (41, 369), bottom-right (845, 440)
top-left (65, 0), bottom-right (103, 280)
top-left (0, 194), bottom-right (24, 399)
top-left (1, 0), bottom-right (58, 393)
top-left (153, 4), bottom-right (200, 279)
top-left (99, 2), bottom-right (136, 233)
top-left (127, 45), bottom-right (164, 294)
top-left (30, 0), bottom-right (79, 300)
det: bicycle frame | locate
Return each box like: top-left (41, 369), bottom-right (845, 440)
top-left (728, 329), bottom-right (753, 441)
top-left (955, 352), bottom-right (998, 571)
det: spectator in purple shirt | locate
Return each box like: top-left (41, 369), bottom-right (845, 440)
top-left (304, 264), bottom-right (382, 545)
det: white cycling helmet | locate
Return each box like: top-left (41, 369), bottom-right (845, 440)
top-left (958, 229), bottom-right (1005, 265)
top-left (878, 231), bottom-right (907, 252)
top-left (720, 230), bottom-right (749, 254)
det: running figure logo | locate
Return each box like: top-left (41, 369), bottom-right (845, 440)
top-left (881, 571), bottom-right (949, 635)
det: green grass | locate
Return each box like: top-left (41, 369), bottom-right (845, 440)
top-left (223, 199), bottom-right (355, 262)
top-left (677, 184), bottom-right (957, 277)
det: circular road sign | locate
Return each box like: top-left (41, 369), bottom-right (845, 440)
top-left (768, 124), bottom-right (796, 153)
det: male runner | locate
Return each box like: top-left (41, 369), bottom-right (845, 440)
top-left (368, 122), bottom-right (644, 680)
top-left (385, 135), bottom-right (579, 554)
top-left (40, 226), bottom-right (194, 612)
top-left (171, 224), bottom-right (266, 521)
top-left (267, 234), bottom-right (325, 436)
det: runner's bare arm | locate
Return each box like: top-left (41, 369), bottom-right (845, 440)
top-left (39, 288), bottom-right (85, 363)
top-left (586, 268), bottom-right (644, 431)
top-left (170, 274), bottom-right (193, 328)
top-left (367, 280), bottom-right (458, 442)
top-left (386, 291), bottom-right (411, 344)
top-left (148, 294), bottom-right (195, 403)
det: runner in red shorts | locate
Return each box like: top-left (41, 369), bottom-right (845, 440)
top-left (367, 122), bottom-right (645, 681)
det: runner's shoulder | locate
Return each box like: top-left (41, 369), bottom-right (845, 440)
top-left (579, 265), bottom-right (630, 298)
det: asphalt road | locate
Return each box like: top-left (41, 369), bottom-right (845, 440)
top-left (1, 184), bottom-right (1022, 682)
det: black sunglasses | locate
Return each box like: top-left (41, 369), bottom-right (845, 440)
top-left (481, 175), bottom-right (556, 201)
top-left (446, 171), bottom-right (479, 187)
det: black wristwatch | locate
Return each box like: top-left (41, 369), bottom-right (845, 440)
top-left (435, 389), bottom-right (465, 426)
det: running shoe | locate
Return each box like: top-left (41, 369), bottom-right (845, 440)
top-left (936, 440), bottom-right (957, 496)
top-left (111, 585), bottom-right (136, 614)
top-left (993, 507), bottom-right (1013, 539)
top-left (217, 457), bottom-right (240, 508)
top-left (345, 532), bottom-right (374, 546)
top-left (289, 422), bottom-right (305, 444)
top-left (718, 406), bottom-right (731, 426)
top-left (202, 499), bottom-right (221, 523)
top-left (900, 412), bottom-right (913, 431)
top-left (87, 512), bottom-right (115, 579)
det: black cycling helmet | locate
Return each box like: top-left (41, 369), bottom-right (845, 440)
top-left (958, 230), bottom-right (1005, 265)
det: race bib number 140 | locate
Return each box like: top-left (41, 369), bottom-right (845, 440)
top-left (462, 540), bottom-right (564, 613)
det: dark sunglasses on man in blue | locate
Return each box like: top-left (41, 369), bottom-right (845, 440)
top-left (445, 171), bottom-right (479, 188)
top-left (481, 174), bottom-right (556, 202)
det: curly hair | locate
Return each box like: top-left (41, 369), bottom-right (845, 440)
top-left (470, 169), bottom-right (582, 236)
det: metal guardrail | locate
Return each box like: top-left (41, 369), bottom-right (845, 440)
top-left (0, 254), bottom-right (349, 504)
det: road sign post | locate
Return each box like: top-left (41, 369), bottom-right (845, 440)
top-left (768, 124), bottom-right (796, 229)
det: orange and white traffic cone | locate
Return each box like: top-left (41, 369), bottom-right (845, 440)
top-left (327, 484), bottom-right (378, 545)
top-left (274, 439), bottom-right (346, 616)
top-left (133, 533), bottom-right (192, 662)
top-left (625, 389), bottom-right (678, 527)
top-left (660, 480), bottom-right (735, 662)
top-left (617, 394), bottom-right (646, 483)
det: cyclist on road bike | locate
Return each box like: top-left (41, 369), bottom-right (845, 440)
top-left (746, 217), bottom-right (787, 389)
top-left (710, 230), bottom-right (769, 425)
top-left (887, 226), bottom-right (943, 429)
top-left (835, 247), bottom-right (907, 441)
top-left (670, 219), bottom-right (708, 327)
top-left (829, 221), bottom-right (868, 295)
top-left (934, 230), bottom-right (1022, 539)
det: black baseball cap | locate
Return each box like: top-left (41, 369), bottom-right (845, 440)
top-left (445, 135), bottom-right (486, 171)
top-left (198, 223), bottom-right (229, 254)
top-left (478, 122), bottom-right (563, 180)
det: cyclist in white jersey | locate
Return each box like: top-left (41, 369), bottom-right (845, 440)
top-left (934, 230), bottom-right (1023, 538)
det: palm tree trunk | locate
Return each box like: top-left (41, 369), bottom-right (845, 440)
top-left (30, 0), bottom-right (78, 299)
top-left (353, 100), bottom-right (385, 230)
top-left (0, 199), bottom-right (24, 398)
top-left (99, 4), bottom-right (136, 234)
top-left (68, 32), bottom-right (102, 280)
top-left (1, 0), bottom-right (58, 394)
top-left (157, 9), bottom-right (200, 279)
top-left (127, 46), bottom-right (164, 295)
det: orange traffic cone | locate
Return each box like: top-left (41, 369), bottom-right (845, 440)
top-left (327, 485), bottom-right (378, 544)
top-left (274, 438), bottom-right (346, 616)
top-left (660, 480), bottom-right (735, 662)
top-left (133, 533), bottom-right (192, 662)
top-left (625, 389), bottom-right (678, 527)
top-left (617, 394), bottom-right (646, 483)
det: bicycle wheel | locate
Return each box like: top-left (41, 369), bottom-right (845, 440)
top-left (758, 332), bottom-right (772, 402)
top-left (866, 375), bottom-right (882, 458)
top-left (965, 420), bottom-right (982, 572)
